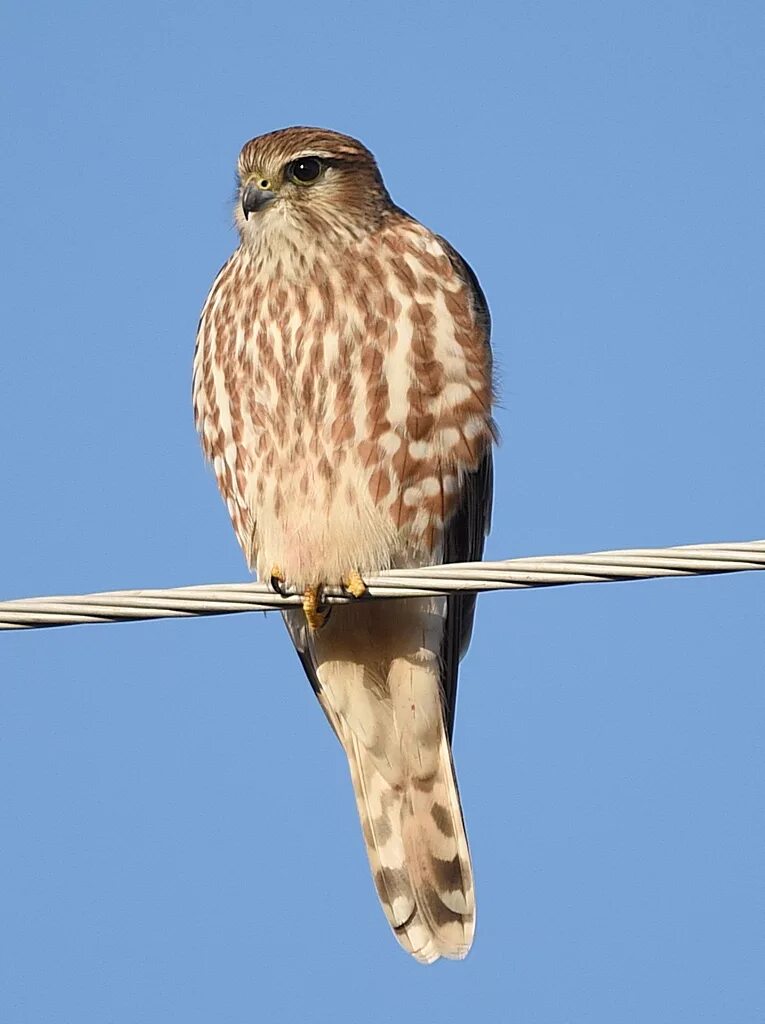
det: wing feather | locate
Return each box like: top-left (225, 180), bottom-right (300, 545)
top-left (435, 241), bottom-right (495, 739)
top-left (439, 449), bottom-right (493, 739)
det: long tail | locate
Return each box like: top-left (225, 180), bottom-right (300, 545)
top-left (347, 719), bottom-right (474, 963)
top-left (310, 600), bottom-right (475, 963)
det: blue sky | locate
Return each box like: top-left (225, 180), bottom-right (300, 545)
top-left (1, 1), bottom-right (763, 1021)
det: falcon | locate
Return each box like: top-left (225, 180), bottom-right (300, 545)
top-left (193, 127), bottom-right (496, 963)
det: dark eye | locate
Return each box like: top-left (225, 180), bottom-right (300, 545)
top-left (287, 156), bottom-right (323, 184)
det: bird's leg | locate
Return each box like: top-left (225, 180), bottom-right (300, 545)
top-left (303, 584), bottom-right (330, 630)
top-left (269, 564), bottom-right (288, 597)
top-left (341, 570), bottom-right (368, 599)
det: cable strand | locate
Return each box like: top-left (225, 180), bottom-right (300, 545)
top-left (1, 539), bottom-right (763, 631)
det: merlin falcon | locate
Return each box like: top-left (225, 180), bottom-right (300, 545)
top-left (193, 127), bottom-right (496, 963)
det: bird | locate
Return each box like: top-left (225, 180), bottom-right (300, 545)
top-left (193, 126), bottom-right (496, 963)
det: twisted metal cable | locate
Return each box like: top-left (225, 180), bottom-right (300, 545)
top-left (1, 539), bottom-right (763, 631)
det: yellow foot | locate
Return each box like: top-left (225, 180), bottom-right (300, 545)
top-left (342, 570), bottom-right (368, 599)
top-left (269, 565), bottom-right (287, 596)
top-left (303, 585), bottom-right (330, 631)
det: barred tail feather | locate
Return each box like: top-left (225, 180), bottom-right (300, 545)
top-left (401, 729), bottom-right (475, 959)
top-left (306, 600), bottom-right (476, 963)
top-left (344, 702), bottom-right (475, 963)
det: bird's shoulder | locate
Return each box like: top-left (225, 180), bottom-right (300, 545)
top-left (375, 208), bottom-right (491, 339)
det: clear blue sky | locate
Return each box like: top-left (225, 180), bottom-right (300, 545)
top-left (1, 1), bottom-right (763, 1021)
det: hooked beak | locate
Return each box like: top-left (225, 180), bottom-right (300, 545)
top-left (242, 183), bottom-right (276, 219)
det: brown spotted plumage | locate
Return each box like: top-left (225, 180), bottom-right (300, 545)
top-left (193, 127), bottom-right (496, 962)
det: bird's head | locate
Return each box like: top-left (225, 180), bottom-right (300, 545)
top-left (234, 126), bottom-right (392, 250)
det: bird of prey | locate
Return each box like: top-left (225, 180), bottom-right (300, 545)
top-left (193, 127), bottom-right (496, 963)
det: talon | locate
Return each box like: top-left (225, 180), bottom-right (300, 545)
top-left (342, 570), bottom-right (368, 599)
top-left (303, 584), bottom-right (330, 631)
top-left (269, 565), bottom-right (287, 596)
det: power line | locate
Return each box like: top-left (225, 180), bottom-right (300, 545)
top-left (1, 539), bottom-right (762, 632)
